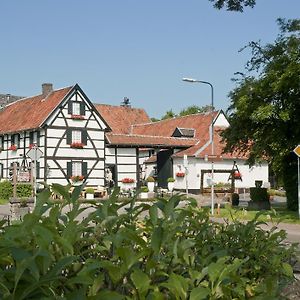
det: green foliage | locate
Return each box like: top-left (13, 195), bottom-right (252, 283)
top-left (209, 0), bottom-right (256, 12)
top-left (146, 176), bottom-right (155, 182)
top-left (250, 187), bottom-right (269, 202)
top-left (161, 109), bottom-right (176, 120)
top-left (16, 184), bottom-right (32, 198)
top-left (0, 184), bottom-right (295, 299)
top-left (222, 18), bottom-right (300, 210)
top-left (85, 187), bottom-right (95, 194)
top-left (140, 185), bottom-right (149, 192)
top-left (0, 182), bottom-right (32, 202)
top-left (179, 105), bottom-right (213, 116)
top-left (0, 181), bottom-right (13, 202)
top-left (167, 177), bottom-right (175, 182)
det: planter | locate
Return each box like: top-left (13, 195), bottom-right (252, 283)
top-left (147, 181), bottom-right (155, 192)
top-left (168, 182), bottom-right (174, 192)
top-left (122, 183), bottom-right (134, 191)
top-left (86, 193), bottom-right (94, 200)
top-left (140, 192), bottom-right (149, 199)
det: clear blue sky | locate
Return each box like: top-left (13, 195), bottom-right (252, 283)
top-left (1, 0), bottom-right (299, 118)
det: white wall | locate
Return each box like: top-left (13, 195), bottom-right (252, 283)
top-left (173, 157), bottom-right (269, 191)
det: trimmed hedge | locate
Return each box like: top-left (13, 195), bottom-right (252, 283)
top-left (0, 181), bottom-right (32, 202)
top-left (250, 187), bottom-right (269, 202)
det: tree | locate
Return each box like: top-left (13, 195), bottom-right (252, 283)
top-left (209, 0), bottom-right (256, 12)
top-left (161, 109), bottom-right (177, 120)
top-left (179, 105), bottom-right (213, 116)
top-left (222, 18), bottom-right (300, 210)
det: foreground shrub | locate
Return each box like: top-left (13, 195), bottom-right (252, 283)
top-left (0, 184), bottom-right (296, 299)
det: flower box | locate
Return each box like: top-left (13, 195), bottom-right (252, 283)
top-left (121, 178), bottom-right (135, 183)
top-left (70, 175), bottom-right (84, 183)
top-left (176, 172), bottom-right (185, 178)
top-left (70, 142), bottom-right (84, 149)
top-left (9, 145), bottom-right (17, 151)
top-left (71, 114), bottom-right (85, 120)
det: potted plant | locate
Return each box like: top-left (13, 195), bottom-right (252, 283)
top-left (85, 187), bottom-right (95, 200)
top-left (146, 176), bottom-right (155, 192)
top-left (139, 185), bottom-right (149, 199)
top-left (167, 177), bottom-right (175, 192)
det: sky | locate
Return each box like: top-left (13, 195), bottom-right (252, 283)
top-left (0, 0), bottom-right (299, 119)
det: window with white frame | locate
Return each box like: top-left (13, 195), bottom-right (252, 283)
top-left (73, 102), bottom-right (81, 115)
top-left (72, 161), bottom-right (82, 176)
top-left (72, 130), bottom-right (82, 143)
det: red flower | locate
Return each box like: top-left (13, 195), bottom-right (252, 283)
top-left (71, 114), bottom-right (85, 120)
top-left (29, 143), bottom-right (36, 149)
top-left (176, 172), bottom-right (185, 178)
top-left (9, 145), bottom-right (17, 151)
top-left (121, 178), bottom-right (135, 183)
top-left (70, 142), bottom-right (84, 149)
top-left (234, 171), bottom-right (242, 179)
top-left (70, 175), bottom-right (84, 182)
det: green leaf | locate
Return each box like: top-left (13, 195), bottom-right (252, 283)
top-left (282, 262), bottom-right (293, 277)
top-left (151, 226), bottom-right (163, 253)
top-left (190, 287), bottom-right (210, 300)
top-left (149, 204), bottom-right (158, 225)
top-left (51, 183), bottom-right (71, 202)
top-left (130, 269), bottom-right (151, 295)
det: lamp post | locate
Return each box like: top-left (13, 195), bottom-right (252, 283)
top-left (182, 77), bottom-right (215, 215)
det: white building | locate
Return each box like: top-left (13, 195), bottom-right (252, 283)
top-left (0, 84), bottom-right (268, 193)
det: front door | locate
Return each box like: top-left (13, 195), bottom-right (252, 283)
top-left (157, 149), bottom-right (173, 188)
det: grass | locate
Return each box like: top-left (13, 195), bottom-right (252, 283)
top-left (214, 203), bottom-right (300, 224)
top-left (0, 198), bottom-right (9, 205)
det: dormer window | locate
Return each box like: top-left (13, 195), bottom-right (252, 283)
top-left (172, 127), bottom-right (195, 138)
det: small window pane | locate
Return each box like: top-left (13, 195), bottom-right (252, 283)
top-left (73, 102), bottom-right (80, 115)
top-left (72, 162), bottom-right (82, 176)
top-left (72, 130), bottom-right (81, 143)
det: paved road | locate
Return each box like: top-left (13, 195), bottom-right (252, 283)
top-left (1, 194), bottom-right (299, 243)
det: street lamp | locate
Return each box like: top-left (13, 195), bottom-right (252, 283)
top-left (182, 77), bottom-right (215, 215)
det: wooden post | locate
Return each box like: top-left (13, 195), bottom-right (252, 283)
top-left (13, 163), bottom-right (17, 198)
top-left (30, 165), bottom-right (34, 197)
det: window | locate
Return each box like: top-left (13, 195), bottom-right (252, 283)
top-left (67, 161), bottom-right (88, 178)
top-left (72, 130), bottom-right (82, 143)
top-left (66, 129), bottom-right (87, 145)
top-left (72, 161), bottom-right (82, 176)
top-left (11, 134), bottom-right (20, 147)
top-left (0, 163), bottom-right (3, 178)
top-left (73, 102), bottom-right (81, 115)
top-left (29, 131), bottom-right (40, 147)
top-left (68, 101), bottom-right (85, 116)
top-left (0, 136), bottom-right (3, 149)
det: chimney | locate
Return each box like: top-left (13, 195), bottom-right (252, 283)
top-left (42, 83), bottom-right (53, 98)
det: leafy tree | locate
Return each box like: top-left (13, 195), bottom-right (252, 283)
top-left (179, 105), bottom-right (213, 116)
top-left (161, 109), bottom-right (177, 120)
top-left (150, 117), bottom-right (160, 122)
top-left (222, 18), bottom-right (300, 210)
top-left (209, 0), bottom-right (256, 12)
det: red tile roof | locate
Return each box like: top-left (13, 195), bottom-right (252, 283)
top-left (0, 86), bottom-right (73, 134)
top-left (95, 104), bottom-right (151, 134)
top-left (106, 133), bottom-right (198, 148)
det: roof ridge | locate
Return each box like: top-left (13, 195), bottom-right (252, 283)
top-left (106, 132), bottom-right (199, 141)
top-left (132, 110), bottom-right (219, 128)
top-left (4, 85), bottom-right (74, 108)
top-left (94, 103), bottom-right (147, 111)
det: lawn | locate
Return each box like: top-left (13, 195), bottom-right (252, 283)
top-left (214, 202), bottom-right (300, 224)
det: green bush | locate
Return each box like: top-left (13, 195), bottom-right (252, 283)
top-left (85, 187), bottom-right (94, 194)
top-left (146, 176), bottom-right (155, 182)
top-left (16, 183), bottom-right (32, 198)
top-left (0, 184), bottom-right (295, 299)
top-left (167, 177), bottom-right (175, 182)
top-left (250, 187), bottom-right (269, 202)
top-left (140, 185), bottom-right (149, 192)
top-left (0, 181), bottom-right (13, 202)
